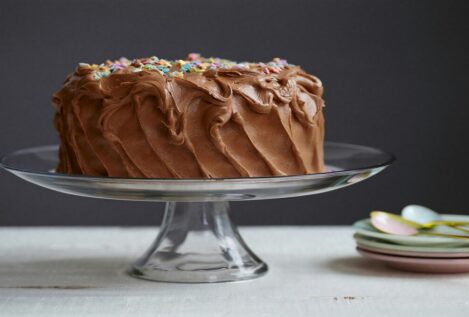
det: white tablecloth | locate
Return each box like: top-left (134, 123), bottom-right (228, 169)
top-left (0, 227), bottom-right (468, 316)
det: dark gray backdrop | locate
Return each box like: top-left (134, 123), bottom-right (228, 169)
top-left (1, 0), bottom-right (468, 226)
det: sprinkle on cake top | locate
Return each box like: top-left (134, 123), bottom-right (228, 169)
top-left (76, 53), bottom-right (295, 80)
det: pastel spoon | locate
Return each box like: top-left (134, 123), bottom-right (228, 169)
top-left (370, 211), bottom-right (469, 239)
top-left (370, 211), bottom-right (418, 236)
top-left (401, 205), bottom-right (439, 224)
top-left (402, 205), bottom-right (469, 233)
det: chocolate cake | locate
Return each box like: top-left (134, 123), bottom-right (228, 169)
top-left (52, 54), bottom-right (325, 178)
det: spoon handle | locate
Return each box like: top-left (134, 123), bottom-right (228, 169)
top-left (428, 221), bottom-right (469, 226)
top-left (449, 225), bottom-right (469, 234)
top-left (420, 221), bottom-right (469, 234)
top-left (421, 232), bottom-right (469, 240)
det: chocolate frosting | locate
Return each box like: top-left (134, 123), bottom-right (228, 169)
top-left (53, 55), bottom-right (325, 178)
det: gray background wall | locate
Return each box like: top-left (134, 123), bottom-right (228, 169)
top-left (0, 0), bottom-right (468, 226)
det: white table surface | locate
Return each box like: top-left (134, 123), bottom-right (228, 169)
top-left (0, 226), bottom-right (468, 317)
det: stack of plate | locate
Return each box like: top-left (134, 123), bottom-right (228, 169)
top-left (353, 214), bottom-right (469, 273)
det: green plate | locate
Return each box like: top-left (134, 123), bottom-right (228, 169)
top-left (353, 214), bottom-right (469, 246)
top-left (354, 233), bottom-right (469, 254)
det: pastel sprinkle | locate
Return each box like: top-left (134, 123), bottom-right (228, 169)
top-left (78, 53), bottom-right (295, 80)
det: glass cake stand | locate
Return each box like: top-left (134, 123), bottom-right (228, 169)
top-left (0, 142), bottom-right (394, 283)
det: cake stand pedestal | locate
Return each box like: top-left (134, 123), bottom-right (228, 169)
top-left (0, 142), bottom-right (394, 283)
top-left (130, 201), bottom-right (267, 282)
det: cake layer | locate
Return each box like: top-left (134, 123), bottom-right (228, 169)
top-left (52, 54), bottom-right (325, 178)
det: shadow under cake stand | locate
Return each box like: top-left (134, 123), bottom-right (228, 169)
top-left (0, 142), bottom-right (394, 283)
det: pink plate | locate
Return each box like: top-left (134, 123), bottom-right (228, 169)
top-left (356, 247), bottom-right (469, 273)
top-left (356, 243), bottom-right (469, 258)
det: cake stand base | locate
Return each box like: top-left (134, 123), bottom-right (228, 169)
top-left (129, 201), bottom-right (268, 283)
